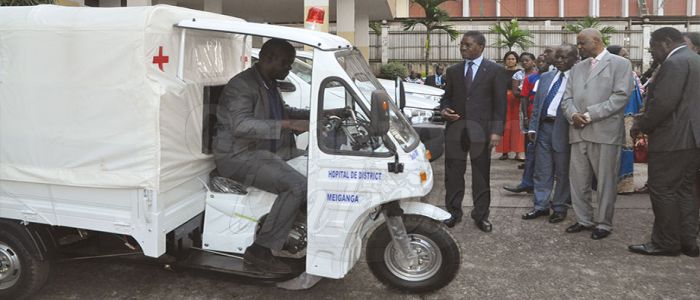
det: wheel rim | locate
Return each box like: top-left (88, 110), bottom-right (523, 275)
top-left (0, 242), bottom-right (21, 290)
top-left (383, 233), bottom-right (442, 282)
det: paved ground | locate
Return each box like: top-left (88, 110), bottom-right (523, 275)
top-left (32, 154), bottom-right (700, 299)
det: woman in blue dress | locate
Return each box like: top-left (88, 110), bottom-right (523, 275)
top-left (607, 45), bottom-right (643, 194)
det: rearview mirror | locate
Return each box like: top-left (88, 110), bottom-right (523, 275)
top-left (370, 90), bottom-right (391, 136)
top-left (278, 81), bottom-right (296, 93)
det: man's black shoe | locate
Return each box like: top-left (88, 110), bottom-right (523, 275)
top-left (503, 185), bottom-right (534, 194)
top-left (681, 243), bottom-right (700, 257)
top-left (565, 223), bottom-right (593, 233)
top-left (475, 219), bottom-right (492, 233)
top-left (243, 243), bottom-right (292, 274)
top-left (443, 215), bottom-right (461, 228)
top-left (628, 243), bottom-right (681, 256)
top-left (522, 209), bottom-right (550, 220)
top-left (548, 212), bottom-right (567, 223)
top-left (591, 228), bottom-right (611, 240)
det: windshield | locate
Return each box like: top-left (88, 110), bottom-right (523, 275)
top-left (291, 58), bottom-right (312, 84)
top-left (334, 49), bottom-right (420, 152)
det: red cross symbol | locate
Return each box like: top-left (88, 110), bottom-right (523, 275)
top-left (152, 46), bottom-right (169, 71)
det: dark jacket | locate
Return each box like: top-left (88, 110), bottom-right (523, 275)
top-left (440, 58), bottom-right (507, 136)
top-left (635, 46), bottom-right (700, 152)
top-left (424, 74), bottom-right (446, 88)
top-left (213, 66), bottom-right (309, 158)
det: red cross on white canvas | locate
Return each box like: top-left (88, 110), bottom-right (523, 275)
top-left (152, 46), bottom-right (169, 71)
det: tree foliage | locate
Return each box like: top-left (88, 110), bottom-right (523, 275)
top-left (402, 0), bottom-right (459, 74)
top-left (489, 19), bottom-right (534, 51)
top-left (564, 16), bottom-right (616, 45)
top-left (378, 61), bottom-right (409, 80)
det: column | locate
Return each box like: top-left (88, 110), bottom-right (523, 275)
top-left (559, 0), bottom-right (565, 17)
top-left (396, 0), bottom-right (410, 18)
top-left (355, 0), bottom-right (370, 61)
top-left (126, 0), bottom-right (152, 6)
top-left (657, 0), bottom-right (664, 15)
top-left (496, 0), bottom-right (501, 17)
top-left (642, 24), bottom-right (652, 71)
top-left (689, 0), bottom-right (697, 15)
top-left (336, 0), bottom-right (355, 44)
top-left (304, 0), bottom-right (330, 33)
top-left (203, 0), bottom-right (222, 14)
top-left (622, 0), bottom-right (629, 17)
top-left (381, 20), bottom-right (389, 65)
top-left (590, 0), bottom-right (600, 17)
top-left (100, 0), bottom-right (121, 7)
top-left (527, 0), bottom-right (534, 17)
top-left (462, 0), bottom-right (470, 17)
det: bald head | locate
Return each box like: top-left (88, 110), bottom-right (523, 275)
top-left (580, 28), bottom-right (603, 41)
top-left (577, 28), bottom-right (604, 59)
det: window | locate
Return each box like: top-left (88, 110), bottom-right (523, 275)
top-left (317, 79), bottom-right (391, 156)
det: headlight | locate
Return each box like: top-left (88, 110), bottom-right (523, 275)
top-left (403, 107), bottom-right (436, 124)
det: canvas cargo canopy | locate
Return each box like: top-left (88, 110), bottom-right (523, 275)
top-left (0, 5), bottom-right (249, 191)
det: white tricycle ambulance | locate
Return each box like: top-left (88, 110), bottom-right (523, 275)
top-left (0, 5), bottom-right (460, 299)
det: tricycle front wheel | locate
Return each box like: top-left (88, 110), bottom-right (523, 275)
top-left (366, 215), bottom-right (460, 293)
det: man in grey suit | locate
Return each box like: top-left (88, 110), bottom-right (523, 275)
top-left (560, 29), bottom-right (633, 240)
top-left (522, 44), bottom-right (578, 223)
top-left (629, 27), bottom-right (700, 257)
top-left (214, 39), bottom-right (310, 273)
top-left (440, 31), bottom-right (507, 232)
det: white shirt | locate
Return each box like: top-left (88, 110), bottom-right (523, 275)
top-left (463, 55), bottom-right (483, 81)
top-left (591, 49), bottom-right (609, 66)
top-left (545, 70), bottom-right (570, 117)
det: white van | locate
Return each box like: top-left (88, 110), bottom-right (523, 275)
top-left (0, 5), bottom-right (459, 299)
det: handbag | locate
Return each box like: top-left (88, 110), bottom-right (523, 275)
top-left (634, 135), bottom-right (648, 163)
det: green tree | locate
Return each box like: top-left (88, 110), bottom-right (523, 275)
top-left (1, 0), bottom-right (54, 5)
top-left (378, 61), bottom-right (409, 80)
top-left (490, 19), bottom-right (534, 51)
top-left (402, 0), bottom-right (459, 75)
top-left (564, 16), bottom-right (616, 45)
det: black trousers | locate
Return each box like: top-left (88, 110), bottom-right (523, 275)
top-left (648, 148), bottom-right (700, 250)
top-left (443, 120), bottom-right (492, 222)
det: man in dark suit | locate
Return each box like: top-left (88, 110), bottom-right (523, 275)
top-left (522, 44), bottom-right (577, 223)
top-left (629, 27), bottom-right (700, 257)
top-left (214, 39), bottom-right (310, 272)
top-left (425, 64), bottom-right (446, 88)
top-left (440, 31), bottom-right (507, 232)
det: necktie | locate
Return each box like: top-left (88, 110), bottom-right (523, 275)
top-left (590, 58), bottom-right (598, 74)
top-left (540, 72), bottom-right (564, 119)
top-left (464, 61), bottom-right (474, 93)
top-left (436, 75), bottom-right (441, 85)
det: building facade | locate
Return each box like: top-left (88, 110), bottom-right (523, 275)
top-left (398, 0), bottom-right (698, 18)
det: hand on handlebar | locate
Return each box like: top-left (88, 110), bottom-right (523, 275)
top-left (282, 119), bottom-right (309, 133)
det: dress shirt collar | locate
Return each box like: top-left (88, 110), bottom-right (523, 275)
top-left (558, 69), bottom-right (571, 79)
top-left (465, 55), bottom-right (484, 68)
top-left (592, 49), bottom-right (609, 62)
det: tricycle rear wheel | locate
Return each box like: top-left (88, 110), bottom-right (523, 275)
top-left (366, 215), bottom-right (460, 293)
